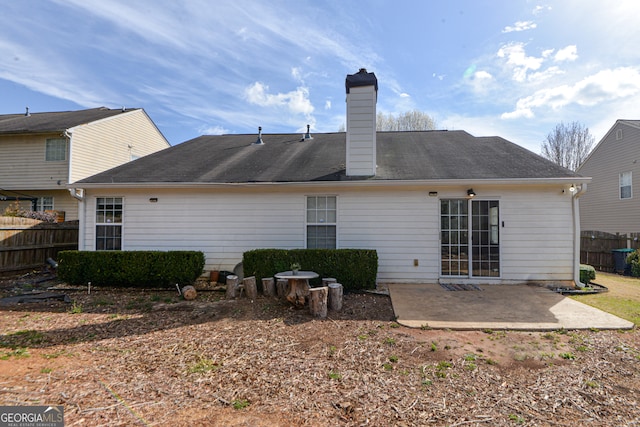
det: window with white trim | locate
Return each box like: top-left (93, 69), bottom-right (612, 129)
top-left (45, 138), bottom-right (67, 161)
top-left (620, 171), bottom-right (632, 199)
top-left (96, 197), bottom-right (123, 250)
top-left (306, 196), bottom-right (336, 249)
top-left (36, 196), bottom-right (54, 211)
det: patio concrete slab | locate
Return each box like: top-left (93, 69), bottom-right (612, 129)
top-left (388, 283), bottom-right (635, 330)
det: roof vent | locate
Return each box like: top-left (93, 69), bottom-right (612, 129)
top-left (254, 126), bottom-right (264, 145)
top-left (302, 124), bottom-right (313, 141)
top-left (25, 107), bottom-right (30, 117)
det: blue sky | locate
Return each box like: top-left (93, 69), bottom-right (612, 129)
top-left (1, 0), bottom-right (639, 153)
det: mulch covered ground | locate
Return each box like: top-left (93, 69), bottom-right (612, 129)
top-left (0, 271), bottom-right (638, 426)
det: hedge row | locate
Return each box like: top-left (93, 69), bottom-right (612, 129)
top-left (58, 250), bottom-right (205, 287)
top-left (242, 248), bottom-right (378, 291)
top-left (579, 264), bottom-right (596, 285)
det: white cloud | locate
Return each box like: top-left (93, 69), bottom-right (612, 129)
top-left (527, 66), bottom-right (564, 83)
top-left (399, 93), bottom-right (410, 98)
top-left (200, 125), bottom-right (229, 135)
top-left (497, 43), bottom-right (544, 82)
top-left (325, 100), bottom-right (332, 110)
top-left (501, 67), bottom-right (640, 119)
top-left (554, 45), bottom-right (578, 62)
top-left (502, 21), bottom-right (537, 33)
top-left (244, 82), bottom-right (314, 115)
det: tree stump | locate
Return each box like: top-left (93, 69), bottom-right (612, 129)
top-left (276, 278), bottom-right (288, 299)
top-left (262, 277), bottom-right (276, 297)
top-left (226, 275), bottom-right (239, 299)
top-left (285, 279), bottom-right (311, 307)
top-left (322, 277), bottom-right (337, 286)
top-left (328, 283), bottom-right (343, 311)
top-left (309, 286), bottom-right (328, 318)
top-left (243, 276), bottom-right (258, 300)
top-left (182, 285), bottom-right (197, 301)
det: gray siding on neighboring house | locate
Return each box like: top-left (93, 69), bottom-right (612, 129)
top-left (578, 121), bottom-right (640, 233)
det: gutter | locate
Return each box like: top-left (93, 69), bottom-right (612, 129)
top-left (572, 183), bottom-right (587, 288)
top-left (72, 177), bottom-right (591, 190)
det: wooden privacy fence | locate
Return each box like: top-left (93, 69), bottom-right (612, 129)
top-left (0, 217), bottom-right (78, 275)
top-left (580, 230), bottom-right (640, 272)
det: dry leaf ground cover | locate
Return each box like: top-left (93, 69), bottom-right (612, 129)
top-left (0, 272), bottom-right (639, 426)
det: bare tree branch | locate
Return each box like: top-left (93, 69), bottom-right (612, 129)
top-left (541, 121), bottom-right (595, 171)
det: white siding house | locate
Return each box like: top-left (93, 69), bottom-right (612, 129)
top-left (74, 70), bottom-right (589, 286)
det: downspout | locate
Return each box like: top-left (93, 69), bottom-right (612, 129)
top-left (68, 188), bottom-right (85, 250)
top-left (572, 183), bottom-right (587, 288)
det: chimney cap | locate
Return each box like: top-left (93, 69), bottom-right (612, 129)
top-left (346, 68), bottom-right (378, 93)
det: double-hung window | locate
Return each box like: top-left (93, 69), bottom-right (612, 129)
top-left (36, 197), bottom-right (54, 211)
top-left (45, 138), bottom-right (67, 161)
top-left (96, 197), bottom-right (123, 250)
top-left (620, 171), bottom-right (632, 200)
top-left (306, 196), bottom-right (337, 249)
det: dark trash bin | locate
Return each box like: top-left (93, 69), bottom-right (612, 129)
top-left (612, 248), bottom-right (635, 275)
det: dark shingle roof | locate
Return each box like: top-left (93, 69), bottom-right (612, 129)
top-left (78, 130), bottom-right (581, 184)
top-left (0, 107), bottom-right (139, 134)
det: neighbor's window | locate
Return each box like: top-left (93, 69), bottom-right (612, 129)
top-left (45, 138), bottom-right (67, 161)
top-left (36, 196), bottom-right (54, 211)
top-left (306, 196), bottom-right (337, 249)
top-left (96, 197), bottom-right (123, 250)
top-left (620, 172), bottom-right (632, 200)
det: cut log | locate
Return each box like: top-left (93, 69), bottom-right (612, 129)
top-left (328, 283), bottom-right (343, 311)
top-left (226, 275), bottom-right (239, 299)
top-left (182, 285), bottom-right (197, 301)
top-left (243, 276), bottom-right (258, 300)
top-left (262, 277), bottom-right (276, 297)
top-left (276, 278), bottom-right (288, 299)
top-left (309, 286), bottom-right (328, 318)
top-left (322, 277), bottom-right (337, 286)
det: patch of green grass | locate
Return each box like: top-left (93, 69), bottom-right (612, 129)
top-left (0, 330), bottom-right (46, 348)
top-left (560, 352), bottom-right (575, 360)
top-left (357, 334), bottom-right (368, 341)
top-left (389, 322), bottom-right (400, 329)
top-left (430, 342), bottom-right (437, 352)
top-left (509, 414), bottom-right (525, 424)
top-left (585, 380), bottom-right (599, 388)
top-left (570, 294), bottom-right (640, 326)
top-left (328, 370), bottom-right (342, 380)
top-left (41, 367), bottom-right (53, 374)
top-left (0, 347), bottom-right (29, 360)
top-left (383, 337), bottom-right (396, 346)
top-left (463, 353), bottom-right (477, 362)
top-left (465, 363), bottom-right (477, 371)
top-left (187, 358), bottom-right (221, 374)
top-left (232, 399), bottom-right (250, 410)
top-left (69, 301), bottom-right (83, 314)
top-left (382, 363), bottom-right (393, 371)
top-left (388, 355), bottom-right (398, 363)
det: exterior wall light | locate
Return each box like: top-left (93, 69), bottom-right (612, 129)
top-left (467, 188), bottom-right (476, 197)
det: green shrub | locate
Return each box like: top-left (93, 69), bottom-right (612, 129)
top-left (58, 251), bottom-right (205, 287)
top-left (579, 264), bottom-right (596, 285)
top-left (626, 250), bottom-right (640, 277)
top-left (242, 248), bottom-right (378, 291)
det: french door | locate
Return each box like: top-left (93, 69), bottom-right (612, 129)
top-left (440, 199), bottom-right (500, 277)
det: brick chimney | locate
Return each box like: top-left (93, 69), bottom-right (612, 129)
top-left (345, 68), bottom-right (378, 177)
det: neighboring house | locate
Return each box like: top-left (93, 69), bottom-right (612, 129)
top-left (577, 120), bottom-right (640, 234)
top-left (73, 69), bottom-right (589, 286)
top-left (0, 107), bottom-right (170, 220)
